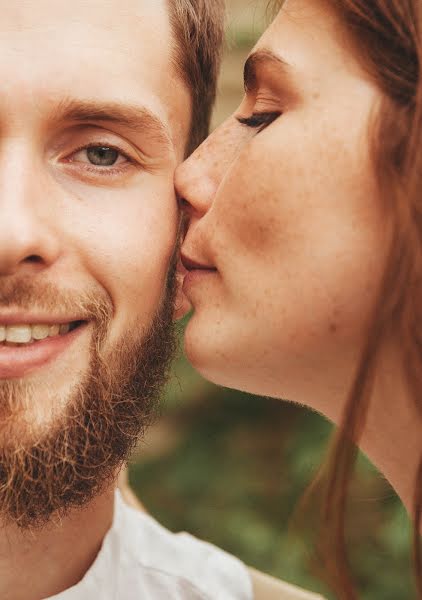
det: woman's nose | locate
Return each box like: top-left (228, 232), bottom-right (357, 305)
top-left (175, 115), bottom-right (247, 220)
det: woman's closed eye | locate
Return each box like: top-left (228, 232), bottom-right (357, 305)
top-left (237, 111), bottom-right (281, 132)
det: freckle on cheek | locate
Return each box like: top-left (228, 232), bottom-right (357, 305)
top-left (329, 322), bottom-right (338, 333)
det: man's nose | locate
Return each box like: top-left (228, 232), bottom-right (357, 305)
top-left (0, 149), bottom-right (61, 277)
top-left (175, 116), bottom-right (246, 220)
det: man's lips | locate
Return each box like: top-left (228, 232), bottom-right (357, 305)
top-left (0, 313), bottom-right (87, 326)
top-left (0, 321), bottom-right (88, 379)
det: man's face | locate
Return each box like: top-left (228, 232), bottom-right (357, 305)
top-left (0, 0), bottom-right (190, 525)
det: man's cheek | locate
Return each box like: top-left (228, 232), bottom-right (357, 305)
top-left (97, 246), bottom-right (172, 343)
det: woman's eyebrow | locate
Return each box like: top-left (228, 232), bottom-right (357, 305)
top-left (243, 49), bottom-right (291, 92)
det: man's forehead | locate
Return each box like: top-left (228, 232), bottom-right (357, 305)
top-left (1, 0), bottom-right (172, 69)
top-left (0, 0), bottom-right (191, 159)
top-left (2, 0), bottom-right (169, 36)
top-left (0, 0), bottom-right (173, 88)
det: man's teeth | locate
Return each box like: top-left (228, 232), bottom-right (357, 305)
top-left (0, 323), bottom-right (71, 344)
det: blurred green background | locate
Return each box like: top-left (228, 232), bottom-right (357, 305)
top-left (128, 2), bottom-right (416, 598)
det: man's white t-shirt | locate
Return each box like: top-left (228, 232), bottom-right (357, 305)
top-left (48, 491), bottom-right (253, 599)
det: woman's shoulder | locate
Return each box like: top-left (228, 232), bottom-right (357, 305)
top-left (248, 567), bottom-right (326, 600)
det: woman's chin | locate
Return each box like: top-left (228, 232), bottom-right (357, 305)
top-left (184, 315), bottom-right (274, 396)
top-left (184, 315), bottom-right (234, 386)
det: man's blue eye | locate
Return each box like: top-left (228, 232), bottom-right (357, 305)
top-left (237, 111), bottom-right (281, 131)
top-left (87, 146), bottom-right (119, 166)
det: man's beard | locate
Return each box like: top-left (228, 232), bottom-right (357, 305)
top-left (0, 269), bottom-right (177, 529)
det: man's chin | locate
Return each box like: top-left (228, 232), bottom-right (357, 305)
top-left (0, 354), bottom-right (92, 435)
top-left (0, 308), bottom-right (176, 529)
top-left (0, 376), bottom-right (85, 446)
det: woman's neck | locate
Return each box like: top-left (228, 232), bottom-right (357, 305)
top-left (359, 341), bottom-right (421, 528)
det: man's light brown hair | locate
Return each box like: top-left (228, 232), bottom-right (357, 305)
top-left (167, 0), bottom-right (225, 155)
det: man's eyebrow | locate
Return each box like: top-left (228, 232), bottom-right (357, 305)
top-left (243, 49), bottom-right (291, 92)
top-left (53, 98), bottom-right (172, 148)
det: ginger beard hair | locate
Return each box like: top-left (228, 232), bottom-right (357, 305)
top-left (0, 268), bottom-right (177, 529)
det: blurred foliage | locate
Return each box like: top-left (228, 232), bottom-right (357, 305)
top-left (129, 346), bottom-right (415, 600)
top-left (129, 2), bottom-right (416, 598)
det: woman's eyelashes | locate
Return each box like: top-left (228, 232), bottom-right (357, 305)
top-left (237, 111), bottom-right (281, 132)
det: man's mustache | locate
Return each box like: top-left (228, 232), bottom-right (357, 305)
top-left (0, 277), bottom-right (113, 325)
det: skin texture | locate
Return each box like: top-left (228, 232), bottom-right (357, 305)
top-left (0, 1), bottom-right (190, 598)
top-left (178, 0), bottom-right (385, 407)
top-left (177, 0), bottom-right (420, 521)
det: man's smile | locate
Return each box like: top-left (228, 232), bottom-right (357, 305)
top-left (0, 319), bottom-right (88, 379)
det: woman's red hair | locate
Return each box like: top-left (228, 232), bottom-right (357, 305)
top-left (269, 1), bottom-right (422, 597)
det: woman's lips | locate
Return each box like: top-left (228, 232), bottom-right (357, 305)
top-left (174, 258), bottom-right (192, 319)
top-left (180, 254), bottom-right (216, 272)
top-left (180, 253), bottom-right (217, 294)
top-left (0, 322), bottom-right (88, 379)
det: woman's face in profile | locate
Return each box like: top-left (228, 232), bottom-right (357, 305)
top-left (177, 0), bottom-right (388, 416)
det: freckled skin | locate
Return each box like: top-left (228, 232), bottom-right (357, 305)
top-left (177, 0), bottom-right (388, 414)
